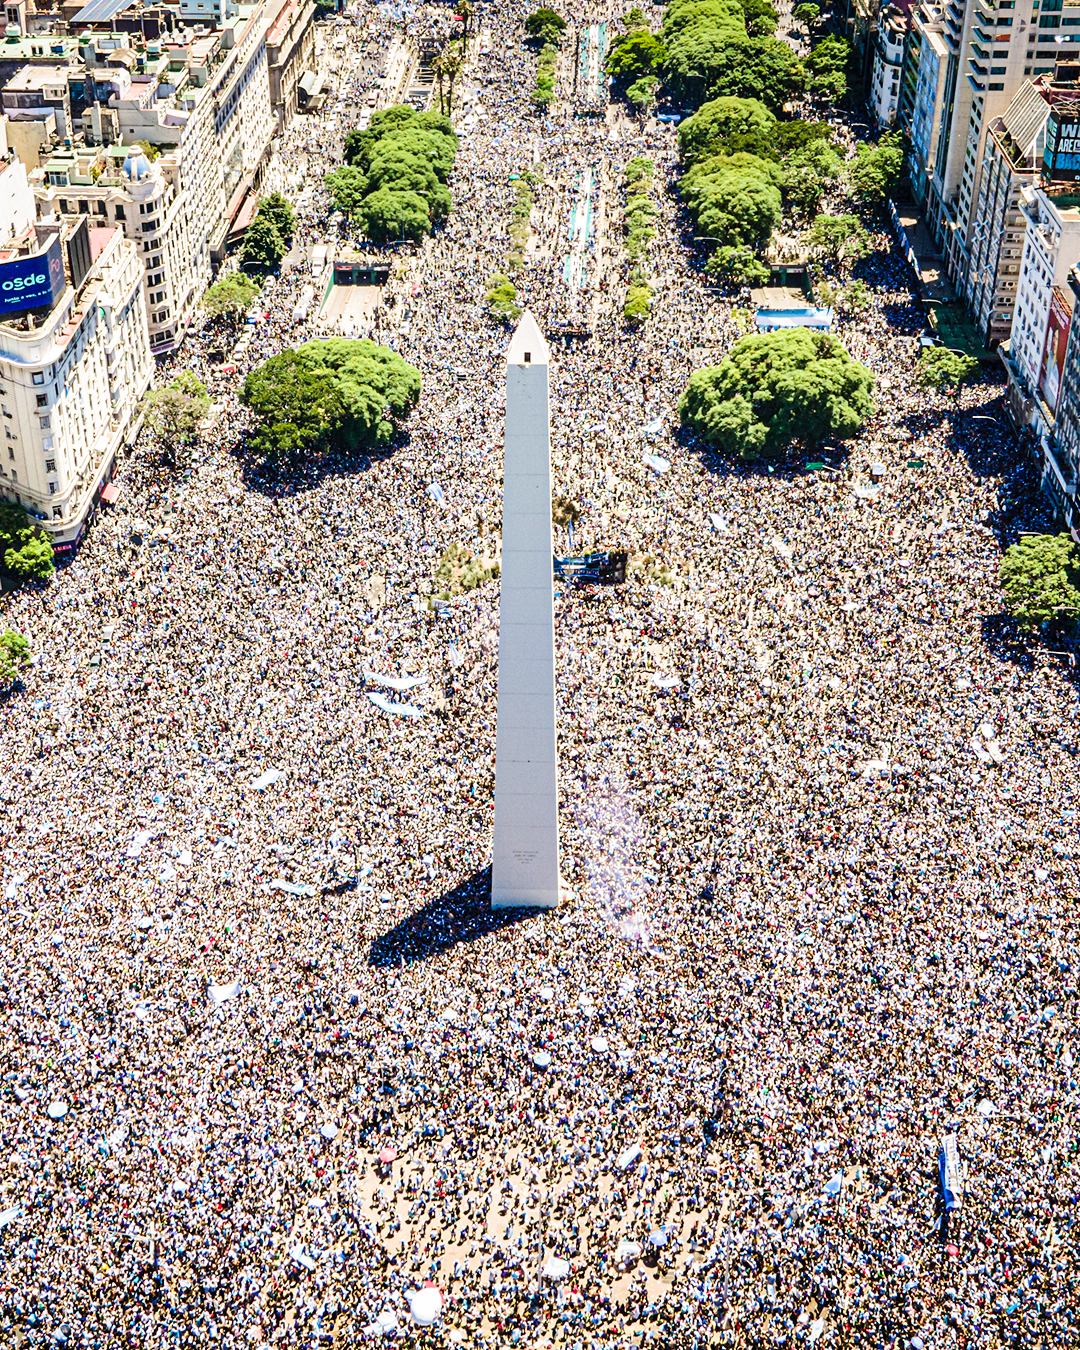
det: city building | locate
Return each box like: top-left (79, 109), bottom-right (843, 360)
top-left (870, 0), bottom-right (914, 127)
top-left (1008, 183), bottom-right (1080, 438)
top-left (0, 208), bottom-right (151, 550)
top-left (965, 79), bottom-right (1052, 347)
top-left (906, 0), bottom-right (1076, 290)
top-left (30, 4), bottom-right (278, 352)
top-left (265, 0), bottom-right (315, 131)
top-left (1043, 264), bottom-right (1080, 532)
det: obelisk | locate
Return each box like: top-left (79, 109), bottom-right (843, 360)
top-left (491, 311), bottom-right (560, 910)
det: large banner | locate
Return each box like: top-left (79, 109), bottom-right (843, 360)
top-left (1040, 286), bottom-right (1072, 412)
top-left (1043, 114), bottom-right (1080, 182)
top-left (0, 235), bottom-right (64, 319)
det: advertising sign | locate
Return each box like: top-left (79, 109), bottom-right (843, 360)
top-left (1040, 286), bottom-right (1073, 412)
top-left (1043, 114), bottom-right (1080, 182)
top-left (0, 236), bottom-right (64, 318)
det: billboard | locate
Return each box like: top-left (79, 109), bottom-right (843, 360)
top-left (0, 236), bottom-right (65, 318)
top-left (1040, 286), bottom-right (1072, 412)
top-left (1043, 114), bottom-right (1080, 182)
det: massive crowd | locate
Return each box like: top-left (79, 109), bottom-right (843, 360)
top-left (1, 1), bottom-right (1079, 1346)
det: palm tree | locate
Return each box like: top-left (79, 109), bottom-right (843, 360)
top-left (441, 47), bottom-right (464, 114)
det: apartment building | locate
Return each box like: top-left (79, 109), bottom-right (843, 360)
top-left (0, 214), bottom-right (151, 549)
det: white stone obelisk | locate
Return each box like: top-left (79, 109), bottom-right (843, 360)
top-left (491, 311), bottom-right (560, 910)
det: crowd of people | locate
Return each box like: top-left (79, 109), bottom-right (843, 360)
top-left (1, 1), bottom-right (1079, 1346)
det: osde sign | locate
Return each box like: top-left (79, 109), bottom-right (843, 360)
top-left (0, 238), bottom-right (65, 318)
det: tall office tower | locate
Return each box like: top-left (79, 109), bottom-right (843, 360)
top-left (491, 312), bottom-right (561, 911)
top-left (908, 0), bottom-right (1073, 287)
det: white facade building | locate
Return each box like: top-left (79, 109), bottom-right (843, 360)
top-left (0, 224), bottom-right (151, 549)
top-left (1007, 183), bottom-right (1080, 435)
top-left (870, 1), bottom-right (911, 128)
top-left (32, 4), bottom-right (275, 353)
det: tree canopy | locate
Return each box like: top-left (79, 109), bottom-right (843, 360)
top-left (1000, 533), bottom-right (1080, 630)
top-left (524, 6), bottom-right (566, 44)
top-left (239, 194), bottom-right (298, 274)
top-left (202, 271), bottom-right (261, 321)
top-left (0, 628), bottom-right (30, 688)
top-left (846, 131), bottom-right (903, 204)
top-left (0, 502), bottom-right (54, 582)
top-left (143, 371), bottom-right (211, 464)
top-left (239, 216), bottom-right (287, 274)
top-left (778, 134), bottom-right (842, 215)
top-left (680, 151), bottom-right (782, 250)
top-left (678, 96), bottom-right (778, 164)
top-left (679, 328), bottom-right (874, 460)
top-left (704, 243), bottom-right (771, 287)
top-left (806, 213), bottom-right (871, 266)
top-left (805, 34), bottom-right (852, 103)
top-left (607, 30), bottom-right (667, 83)
top-left (241, 339), bottom-right (421, 461)
top-left (917, 347), bottom-right (980, 395)
top-left (331, 107), bottom-right (458, 241)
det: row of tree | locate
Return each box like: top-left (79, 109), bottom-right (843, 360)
top-left (326, 106), bottom-right (458, 243)
top-left (525, 8), bottom-right (566, 109)
top-left (606, 0), bottom-right (805, 114)
top-left (622, 156), bottom-right (658, 323)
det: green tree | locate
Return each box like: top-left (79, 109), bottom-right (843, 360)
top-left (0, 628), bottom-right (30, 688)
top-left (739, 0), bottom-right (778, 36)
top-left (1000, 533), bottom-right (1080, 630)
top-left (325, 165), bottom-right (370, 220)
top-left (916, 346), bottom-right (980, 396)
top-left (806, 213), bottom-right (871, 266)
top-left (660, 0), bottom-right (752, 106)
top-left (239, 216), bottom-right (286, 274)
top-left (258, 192), bottom-right (296, 243)
top-left (704, 36), bottom-right (807, 112)
top-left (241, 352), bottom-right (345, 460)
top-left (806, 34), bottom-right (851, 102)
top-left (533, 41), bottom-right (559, 107)
top-left (525, 6), bottom-right (566, 44)
top-left (486, 272), bottom-right (522, 321)
top-left (679, 328), bottom-right (874, 460)
top-left (0, 503), bottom-right (54, 581)
top-left (846, 132), bottom-right (903, 204)
top-left (624, 278), bottom-right (655, 322)
top-left (793, 2), bottom-right (820, 26)
top-left (202, 271), bottom-right (261, 322)
top-left (241, 340), bottom-right (421, 461)
top-left (704, 243), bottom-right (771, 287)
top-left (627, 75), bottom-right (661, 115)
top-left (143, 371), bottom-right (211, 464)
top-left (779, 136), bottom-right (842, 215)
top-left (678, 95), bottom-right (778, 164)
top-left (680, 152), bottom-right (782, 250)
top-left (360, 187), bottom-right (434, 242)
top-left (607, 30), bottom-right (666, 81)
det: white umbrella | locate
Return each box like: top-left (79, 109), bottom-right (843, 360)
top-left (648, 1227), bottom-right (669, 1248)
top-left (532, 1051), bottom-right (552, 1070)
top-left (590, 1036), bottom-right (609, 1053)
top-left (615, 1239), bottom-right (642, 1265)
top-left (47, 1100), bottom-right (68, 1121)
top-left (408, 1287), bottom-right (443, 1326)
top-left (542, 1255), bottom-right (570, 1280)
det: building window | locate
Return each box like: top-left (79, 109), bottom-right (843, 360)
top-left (53, 507), bottom-right (63, 519)
top-left (45, 459), bottom-right (55, 473)
top-left (35, 394), bottom-right (47, 408)
top-left (48, 482), bottom-right (57, 495)
top-left (32, 372), bottom-right (45, 386)
top-left (39, 416), bottom-right (50, 430)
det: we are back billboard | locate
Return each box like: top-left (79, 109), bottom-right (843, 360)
top-left (0, 236), bottom-right (64, 318)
